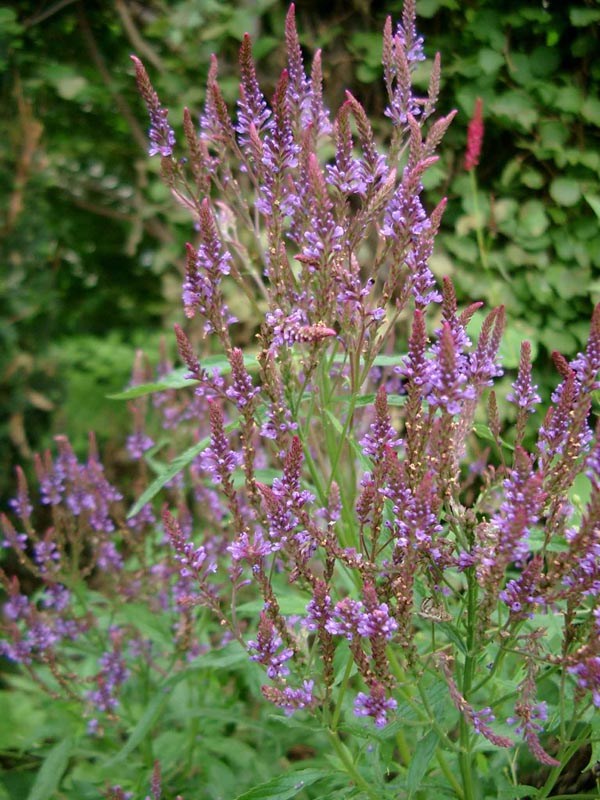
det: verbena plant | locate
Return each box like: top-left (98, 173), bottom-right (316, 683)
top-left (2, 2), bottom-right (599, 798)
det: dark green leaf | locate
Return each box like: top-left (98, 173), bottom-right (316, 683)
top-left (233, 769), bottom-right (329, 800)
top-left (372, 354), bottom-right (407, 367)
top-left (109, 353), bottom-right (258, 400)
top-left (325, 410), bottom-right (371, 472)
top-left (497, 787), bottom-right (539, 799)
top-left (570, 7), bottom-right (600, 26)
top-left (549, 178), bottom-right (581, 207)
top-left (130, 414), bottom-right (244, 517)
top-left (127, 436), bottom-right (209, 518)
top-left (103, 692), bottom-right (169, 767)
top-left (336, 393), bottom-right (406, 408)
top-left (473, 423), bottom-right (514, 452)
top-left (26, 737), bottom-right (73, 800)
top-left (407, 730), bottom-right (439, 797)
top-left (107, 368), bottom-right (198, 399)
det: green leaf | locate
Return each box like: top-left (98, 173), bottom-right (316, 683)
top-left (549, 178), bottom-right (581, 207)
top-left (499, 322), bottom-right (539, 369)
top-left (372, 353), bottom-right (407, 367)
top-left (570, 7), bottom-right (600, 26)
top-left (517, 200), bottom-right (549, 238)
top-left (473, 423), bottom-right (514, 452)
top-left (584, 194), bottom-right (600, 220)
top-left (187, 642), bottom-right (250, 671)
top-left (109, 353), bottom-right (258, 399)
top-left (336, 393), bottom-right (406, 408)
top-left (530, 46), bottom-right (560, 77)
top-left (478, 48), bottom-right (504, 74)
top-left (438, 622), bottom-right (468, 655)
top-left (128, 436), bottom-right (208, 518)
top-left (233, 769), bottom-right (329, 800)
top-left (107, 368), bottom-right (198, 399)
top-left (582, 96), bottom-right (600, 126)
top-left (236, 596), bottom-right (310, 616)
top-left (520, 169), bottom-right (545, 189)
top-left (26, 737), bottom-right (73, 800)
top-left (407, 730), bottom-right (439, 797)
top-left (324, 410), bottom-right (371, 472)
top-left (103, 692), bottom-right (168, 768)
top-left (497, 786), bottom-right (539, 799)
top-left (491, 92), bottom-right (538, 131)
top-left (127, 418), bottom-right (243, 517)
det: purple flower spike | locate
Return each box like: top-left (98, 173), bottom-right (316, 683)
top-left (262, 679), bottom-right (315, 715)
top-left (248, 612), bottom-right (293, 679)
top-left (361, 386), bottom-right (403, 464)
top-left (200, 400), bottom-right (243, 484)
top-left (507, 341), bottom-right (541, 414)
top-left (355, 682), bottom-right (397, 727)
top-left (325, 597), bottom-right (365, 640)
top-left (236, 33), bottom-right (272, 147)
top-left (570, 303), bottom-right (600, 392)
top-left (126, 432), bottom-right (154, 461)
top-left (131, 56), bottom-right (175, 158)
top-left (569, 656), bottom-right (600, 708)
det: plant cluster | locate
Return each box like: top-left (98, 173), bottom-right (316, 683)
top-left (1, 3), bottom-right (599, 798)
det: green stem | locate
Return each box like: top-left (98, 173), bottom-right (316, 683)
top-left (395, 730), bottom-right (411, 767)
top-left (437, 751), bottom-right (465, 800)
top-left (326, 391), bottom-right (359, 495)
top-left (459, 569), bottom-right (478, 800)
top-left (469, 170), bottom-right (488, 271)
top-left (330, 653), bottom-right (354, 731)
top-left (388, 650), bottom-right (459, 753)
top-left (536, 718), bottom-right (591, 800)
top-left (327, 729), bottom-right (380, 800)
top-left (415, 682), bottom-right (459, 753)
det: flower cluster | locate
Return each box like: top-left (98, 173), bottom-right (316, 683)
top-left (125, 0), bottom-right (600, 762)
top-left (1, 2), bottom-right (598, 794)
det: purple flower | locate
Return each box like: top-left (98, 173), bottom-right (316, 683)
top-left (325, 598), bottom-right (365, 640)
top-left (255, 71), bottom-right (300, 219)
top-left (355, 683), bottom-right (397, 727)
top-left (33, 538), bottom-right (60, 575)
top-left (131, 56), bottom-right (176, 158)
top-left (4, 593), bottom-right (29, 621)
top-left (278, 680), bottom-right (315, 715)
top-left (97, 541), bottom-right (124, 571)
top-left (507, 341), bottom-right (540, 413)
top-left (200, 400), bottom-right (243, 484)
top-left (570, 303), bottom-right (600, 391)
top-left (305, 583), bottom-right (333, 631)
top-left (42, 584), bottom-right (71, 612)
top-left (87, 632), bottom-right (130, 716)
top-left (127, 503), bottom-right (156, 532)
top-left (226, 348), bottom-right (259, 409)
top-left (262, 679), bottom-right (316, 715)
top-left (228, 530), bottom-right (274, 562)
top-left (326, 102), bottom-right (366, 196)
top-left (383, 10), bottom-right (425, 126)
top-left (236, 34), bottom-right (272, 148)
top-left (360, 386), bottom-right (402, 463)
top-left (8, 469), bottom-right (32, 520)
top-left (357, 602), bottom-right (398, 640)
top-left (248, 613), bottom-right (293, 679)
top-left (472, 706), bottom-right (496, 734)
top-left (182, 202), bottom-right (235, 334)
top-left (126, 432), bottom-right (154, 460)
top-left (428, 321), bottom-right (476, 416)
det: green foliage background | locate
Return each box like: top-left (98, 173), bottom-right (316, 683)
top-left (1, 0), bottom-right (599, 479)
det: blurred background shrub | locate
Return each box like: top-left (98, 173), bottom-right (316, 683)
top-left (1, 0), bottom-right (599, 495)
